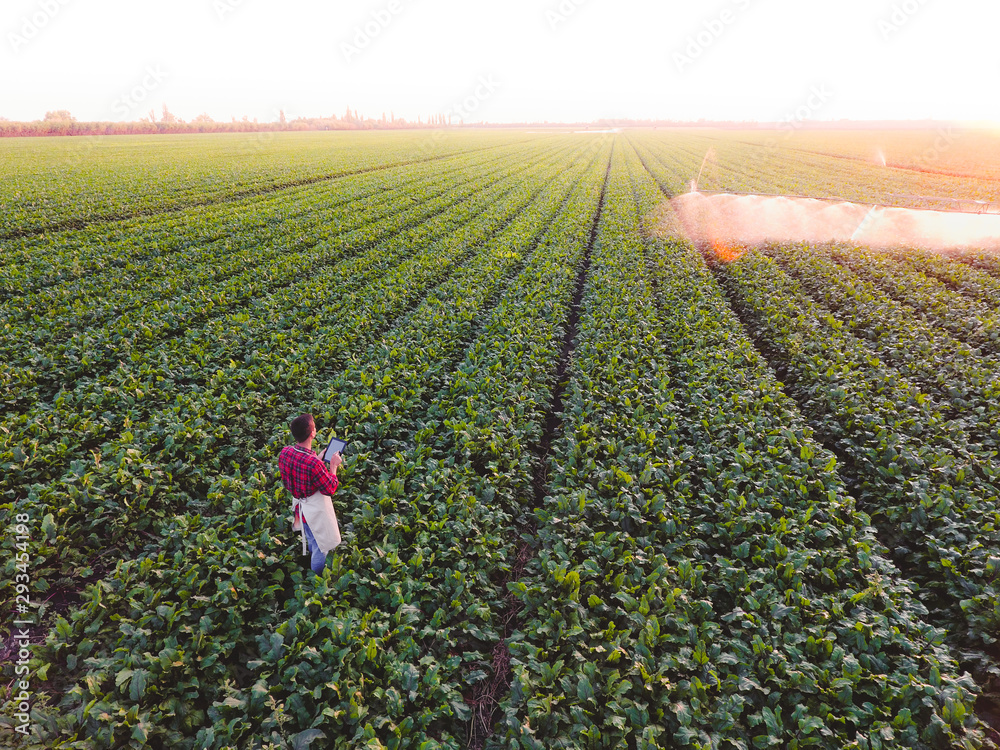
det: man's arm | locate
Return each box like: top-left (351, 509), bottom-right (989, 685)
top-left (313, 455), bottom-right (340, 497)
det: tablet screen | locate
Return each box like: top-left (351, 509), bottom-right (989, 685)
top-left (322, 437), bottom-right (347, 462)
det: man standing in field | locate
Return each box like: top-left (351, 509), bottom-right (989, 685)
top-left (278, 414), bottom-right (343, 577)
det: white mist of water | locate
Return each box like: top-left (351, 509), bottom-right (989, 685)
top-left (692, 148), bottom-right (716, 192)
top-left (669, 192), bottom-right (1000, 255)
top-left (876, 148), bottom-right (887, 167)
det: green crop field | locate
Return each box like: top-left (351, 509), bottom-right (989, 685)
top-left (2, 129), bottom-right (999, 749)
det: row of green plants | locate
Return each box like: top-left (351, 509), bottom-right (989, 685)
top-left (887, 247), bottom-right (1000, 309)
top-left (620, 135), bottom-right (691, 196)
top-left (827, 246), bottom-right (1000, 357)
top-left (495, 143), bottom-right (697, 749)
top-left (626, 132), bottom-right (876, 204)
top-left (759, 242), bottom-right (1000, 454)
top-left (0, 131), bottom-right (539, 235)
top-left (490, 138), bottom-right (992, 749)
top-left (627, 131), bottom-right (1000, 212)
top-left (0, 138), bottom-right (575, 513)
top-left (1, 167), bottom-right (397, 299)
top-left (6, 133), bottom-right (998, 748)
top-left (0, 139), bottom-right (572, 417)
top-left (18, 139), bottom-right (615, 747)
top-left (244, 137), bottom-right (613, 747)
top-left (0, 140), bottom-right (520, 306)
top-left (0, 140), bottom-right (581, 641)
top-left (947, 249), bottom-right (1000, 278)
top-left (717, 248), bottom-right (1000, 681)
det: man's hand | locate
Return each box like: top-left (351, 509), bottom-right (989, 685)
top-left (330, 452), bottom-right (343, 475)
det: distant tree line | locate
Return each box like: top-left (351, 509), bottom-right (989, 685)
top-left (0, 111), bottom-right (957, 137)
top-left (0, 107), bottom-right (456, 137)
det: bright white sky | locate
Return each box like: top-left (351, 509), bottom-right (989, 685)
top-left (2, 0), bottom-right (999, 124)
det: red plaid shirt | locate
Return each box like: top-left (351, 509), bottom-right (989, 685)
top-left (278, 445), bottom-right (339, 500)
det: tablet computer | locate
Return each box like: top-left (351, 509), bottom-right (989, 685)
top-left (321, 436), bottom-right (347, 462)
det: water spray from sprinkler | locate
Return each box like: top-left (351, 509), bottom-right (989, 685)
top-left (691, 148), bottom-right (716, 192)
top-left (851, 205), bottom-right (882, 241)
top-left (668, 191), bottom-right (1000, 253)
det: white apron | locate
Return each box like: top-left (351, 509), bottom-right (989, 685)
top-left (291, 491), bottom-right (342, 555)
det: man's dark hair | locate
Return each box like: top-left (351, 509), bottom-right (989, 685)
top-left (290, 413), bottom-right (315, 443)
